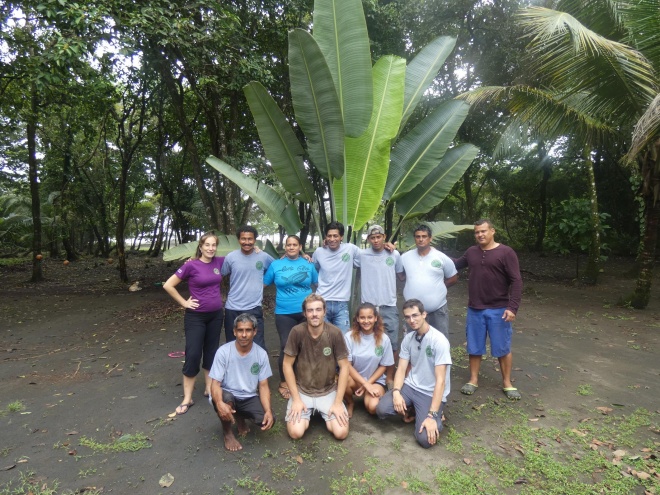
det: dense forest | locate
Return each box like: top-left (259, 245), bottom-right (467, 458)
top-left (1, 0), bottom-right (658, 306)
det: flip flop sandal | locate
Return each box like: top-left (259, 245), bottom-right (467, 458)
top-left (460, 383), bottom-right (478, 395)
top-left (168, 351), bottom-right (185, 358)
top-left (503, 387), bottom-right (522, 400)
top-left (176, 401), bottom-right (194, 415)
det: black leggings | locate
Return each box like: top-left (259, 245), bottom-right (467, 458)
top-left (275, 312), bottom-right (306, 382)
top-left (183, 309), bottom-right (223, 377)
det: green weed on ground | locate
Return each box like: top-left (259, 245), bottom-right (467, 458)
top-left (79, 432), bottom-right (151, 453)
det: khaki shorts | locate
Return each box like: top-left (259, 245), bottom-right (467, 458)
top-left (285, 390), bottom-right (348, 422)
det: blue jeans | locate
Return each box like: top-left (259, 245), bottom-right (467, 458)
top-left (325, 300), bottom-right (350, 333)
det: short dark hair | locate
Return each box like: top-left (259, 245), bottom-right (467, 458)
top-left (474, 219), bottom-right (494, 229)
top-left (325, 221), bottom-right (344, 237)
top-left (236, 225), bottom-right (258, 239)
top-left (402, 298), bottom-right (425, 314)
top-left (413, 224), bottom-right (432, 237)
top-left (234, 313), bottom-right (258, 329)
top-left (302, 293), bottom-right (326, 312)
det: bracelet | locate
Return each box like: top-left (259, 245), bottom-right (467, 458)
top-left (392, 388), bottom-right (401, 393)
top-left (427, 410), bottom-right (439, 418)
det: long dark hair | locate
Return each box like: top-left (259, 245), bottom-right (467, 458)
top-left (349, 303), bottom-right (384, 347)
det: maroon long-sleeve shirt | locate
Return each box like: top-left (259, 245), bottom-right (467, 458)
top-left (453, 244), bottom-right (523, 314)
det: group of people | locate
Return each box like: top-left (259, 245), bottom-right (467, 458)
top-left (162, 219), bottom-right (522, 450)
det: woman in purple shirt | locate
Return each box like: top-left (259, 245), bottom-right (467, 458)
top-left (164, 233), bottom-right (225, 415)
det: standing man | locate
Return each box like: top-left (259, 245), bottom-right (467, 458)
top-left (376, 299), bottom-right (451, 449)
top-left (399, 224), bottom-right (458, 338)
top-left (312, 221), bottom-right (359, 333)
top-left (355, 224), bottom-right (403, 387)
top-left (283, 294), bottom-right (350, 440)
top-left (209, 313), bottom-right (274, 451)
top-left (453, 219), bottom-right (523, 400)
top-left (221, 225), bottom-right (274, 350)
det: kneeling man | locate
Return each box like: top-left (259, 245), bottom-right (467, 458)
top-left (376, 299), bottom-right (451, 448)
top-left (209, 313), bottom-right (274, 451)
top-left (283, 294), bottom-right (350, 440)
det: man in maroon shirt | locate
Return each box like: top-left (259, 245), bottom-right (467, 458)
top-left (453, 219), bottom-right (523, 400)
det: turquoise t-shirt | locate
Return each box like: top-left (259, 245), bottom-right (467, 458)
top-left (263, 257), bottom-right (318, 315)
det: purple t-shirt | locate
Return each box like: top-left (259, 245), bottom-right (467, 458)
top-left (174, 257), bottom-right (225, 312)
top-left (453, 244), bottom-right (522, 314)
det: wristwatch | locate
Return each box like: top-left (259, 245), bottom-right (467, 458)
top-left (427, 410), bottom-right (439, 418)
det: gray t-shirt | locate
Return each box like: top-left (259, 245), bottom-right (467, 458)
top-left (400, 326), bottom-right (451, 400)
top-left (401, 247), bottom-right (457, 312)
top-left (209, 342), bottom-right (272, 399)
top-left (354, 248), bottom-right (403, 306)
top-left (344, 332), bottom-right (394, 387)
top-left (221, 250), bottom-right (274, 310)
top-left (312, 243), bottom-right (360, 302)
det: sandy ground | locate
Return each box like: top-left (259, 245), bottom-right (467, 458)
top-left (0, 254), bottom-right (658, 494)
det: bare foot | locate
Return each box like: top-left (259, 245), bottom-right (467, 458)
top-left (346, 400), bottom-right (355, 419)
top-left (237, 417), bottom-right (250, 436)
top-left (224, 429), bottom-right (243, 451)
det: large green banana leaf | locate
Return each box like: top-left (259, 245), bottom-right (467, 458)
top-left (206, 155), bottom-right (302, 234)
top-left (400, 36), bottom-right (457, 134)
top-left (163, 235), bottom-right (240, 262)
top-left (243, 81), bottom-right (315, 205)
top-left (288, 28), bottom-right (344, 181)
top-left (385, 99), bottom-right (471, 201)
top-left (396, 144), bottom-right (479, 219)
top-left (313, 0), bottom-right (372, 137)
top-left (334, 56), bottom-right (406, 230)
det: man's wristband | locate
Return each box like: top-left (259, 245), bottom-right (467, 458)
top-left (392, 388), bottom-right (401, 394)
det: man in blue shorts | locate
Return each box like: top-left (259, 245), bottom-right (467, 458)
top-left (209, 313), bottom-right (274, 451)
top-left (283, 294), bottom-right (350, 440)
top-left (453, 219), bottom-right (523, 400)
top-left (376, 299), bottom-right (451, 448)
top-left (355, 224), bottom-right (403, 387)
top-left (221, 225), bottom-right (274, 350)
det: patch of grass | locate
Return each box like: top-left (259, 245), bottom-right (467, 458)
top-left (0, 471), bottom-right (59, 495)
top-left (434, 467), bottom-right (498, 495)
top-left (576, 384), bottom-right (593, 396)
top-left (450, 346), bottom-right (468, 368)
top-left (445, 426), bottom-right (464, 454)
top-left (78, 467), bottom-right (97, 478)
top-left (401, 473), bottom-right (431, 493)
top-left (270, 457), bottom-right (299, 481)
top-left (0, 258), bottom-right (26, 268)
top-left (79, 432), bottom-right (151, 453)
top-left (329, 458), bottom-right (398, 495)
top-left (234, 477), bottom-right (277, 494)
top-left (390, 436), bottom-right (402, 452)
top-left (0, 447), bottom-right (11, 457)
top-left (147, 382), bottom-right (158, 389)
top-left (291, 487), bottom-right (306, 495)
top-left (6, 401), bottom-right (24, 413)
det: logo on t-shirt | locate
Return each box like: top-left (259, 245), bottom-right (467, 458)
top-left (425, 345), bottom-right (433, 357)
top-left (341, 253), bottom-right (350, 262)
top-left (323, 347), bottom-right (332, 356)
top-left (385, 257), bottom-right (394, 266)
top-left (431, 259), bottom-right (442, 268)
top-left (255, 261), bottom-right (263, 270)
top-left (375, 345), bottom-right (384, 357)
top-left (250, 363), bottom-right (261, 375)
top-left (213, 268), bottom-right (220, 275)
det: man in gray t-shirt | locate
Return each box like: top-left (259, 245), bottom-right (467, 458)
top-left (209, 313), bottom-right (274, 451)
top-left (376, 299), bottom-right (451, 449)
top-left (355, 224), bottom-right (403, 386)
top-left (221, 225), bottom-right (273, 349)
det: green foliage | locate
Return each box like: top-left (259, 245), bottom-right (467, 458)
top-left (79, 432), bottom-right (151, 453)
top-left (545, 198), bottom-right (609, 256)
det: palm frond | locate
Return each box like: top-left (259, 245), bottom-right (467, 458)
top-left (626, 93), bottom-right (660, 162)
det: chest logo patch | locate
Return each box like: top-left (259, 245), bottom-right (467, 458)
top-left (431, 259), bottom-right (442, 268)
top-left (213, 268), bottom-right (220, 275)
top-left (341, 253), bottom-right (350, 262)
top-left (375, 345), bottom-right (384, 357)
top-left (323, 347), bottom-right (332, 356)
top-left (255, 261), bottom-right (263, 270)
top-left (385, 257), bottom-right (394, 266)
top-left (250, 363), bottom-right (261, 375)
top-left (425, 345), bottom-right (433, 357)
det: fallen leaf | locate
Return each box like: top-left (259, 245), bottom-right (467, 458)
top-left (571, 429), bottom-right (586, 437)
top-left (635, 471), bottom-right (651, 480)
top-left (65, 431), bottom-right (78, 436)
top-left (68, 450), bottom-right (77, 456)
top-left (612, 449), bottom-right (627, 458)
top-left (17, 459), bottom-right (28, 464)
top-left (401, 481), bottom-right (408, 489)
top-left (514, 446), bottom-right (525, 455)
top-left (0, 465), bottom-right (16, 471)
top-left (472, 404), bottom-right (486, 411)
top-left (514, 478), bottom-right (528, 484)
top-left (121, 396), bottom-right (137, 400)
top-left (159, 473), bottom-right (174, 488)
top-left (612, 459), bottom-right (621, 466)
top-left (463, 458), bottom-right (472, 465)
top-left (529, 418), bottom-right (539, 422)
top-left (295, 455), bottom-right (303, 464)
top-left (641, 448), bottom-right (652, 452)
top-left (596, 406), bottom-right (613, 415)
top-left (168, 412), bottom-right (177, 418)
top-left (514, 367), bottom-right (523, 371)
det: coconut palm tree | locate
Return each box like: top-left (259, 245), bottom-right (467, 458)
top-left (460, 0), bottom-right (659, 301)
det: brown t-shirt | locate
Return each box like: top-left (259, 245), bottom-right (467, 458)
top-left (284, 322), bottom-right (348, 397)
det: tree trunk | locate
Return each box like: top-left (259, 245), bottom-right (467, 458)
top-left (116, 158), bottom-right (129, 282)
top-left (535, 144), bottom-right (550, 252)
top-left (627, 142), bottom-right (660, 308)
top-left (582, 151), bottom-right (601, 284)
top-left (28, 84), bottom-right (43, 282)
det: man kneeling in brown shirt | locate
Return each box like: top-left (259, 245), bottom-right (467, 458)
top-left (283, 294), bottom-right (350, 440)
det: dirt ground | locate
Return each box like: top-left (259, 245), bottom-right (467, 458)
top-left (0, 254), bottom-right (658, 495)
